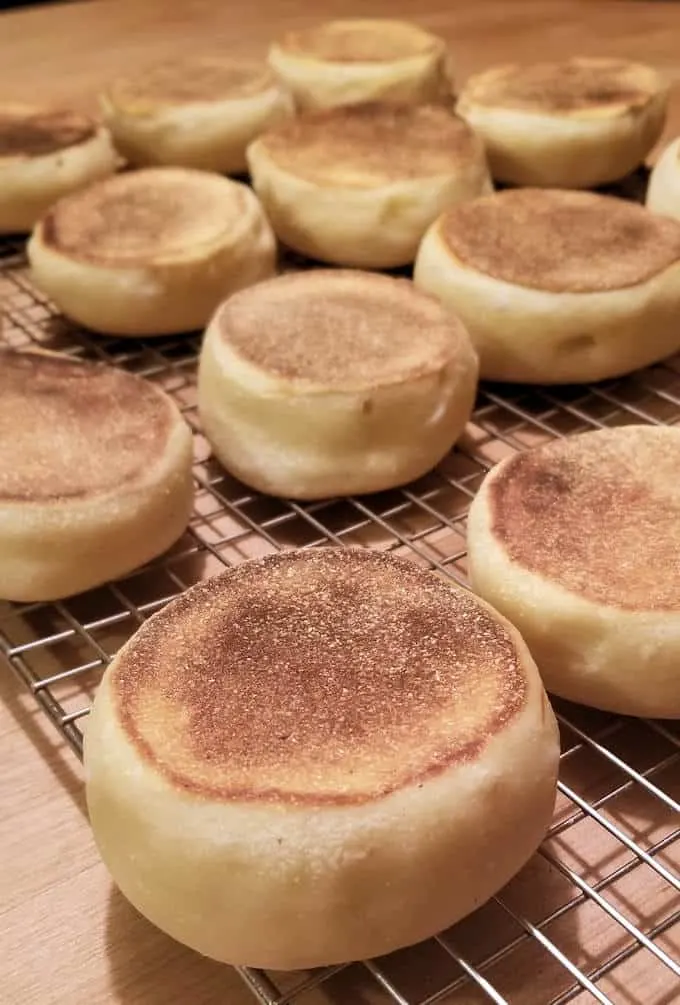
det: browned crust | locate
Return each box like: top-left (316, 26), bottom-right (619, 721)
top-left (277, 19), bottom-right (441, 64)
top-left (259, 103), bottom-right (482, 185)
top-left (107, 57), bottom-right (275, 108)
top-left (462, 57), bottom-right (663, 115)
top-left (112, 548), bottom-right (528, 805)
top-left (0, 348), bottom-right (175, 502)
top-left (439, 188), bottom-right (680, 293)
top-left (215, 269), bottom-right (469, 387)
top-left (487, 425), bottom-right (680, 611)
top-left (0, 108), bottom-right (96, 159)
top-left (39, 167), bottom-right (243, 266)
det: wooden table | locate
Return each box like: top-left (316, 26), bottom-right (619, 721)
top-left (1, 2), bottom-right (680, 1003)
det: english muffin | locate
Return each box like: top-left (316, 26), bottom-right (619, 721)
top-left (27, 167), bottom-right (276, 336)
top-left (414, 187), bottom-right (680, 383)
top-left (467, 426), bottom-right (680, 718)
top-left (0, 348), bottom-right (193, 602)
top-left (0, 103), bottom-right (118, 233)
top-left (84, 547), bottom-right (560, 969)
top-left (100, 56), bottom-right (293, 174)
top-left (456, 57), bottom-right (667, 188)
top-left (268, 17), bottom-right (451, 110)
top-left (197, 270), bottom-right (479, 498)
top-left (247, 102), bottom-right (491, 268)
top-left (646, 135), bottom-right (680, 221)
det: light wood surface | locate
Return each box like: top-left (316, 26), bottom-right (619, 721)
top-left (1, 2), bottom-right (680, 1004)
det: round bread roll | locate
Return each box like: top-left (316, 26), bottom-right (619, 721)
top-left (84, 547), bottom-right (560, 970)
top-left (100, 56), bottom-right (293, 174)
top-left (467, 426), bottom-right (680, 718)
top-left (0, 348), bottom-right (194, 602)
top-left (268, 18), bottom-right (451, 111)
top-left (0, 103), bottom-right (118, 233)
top-left (247, 103), bottom-right (491, 269)
top-left (27, 167), bottom-right (276, 336)
top-left (197, 270), bottom-right (479, 499)
top-left (456, 57), bottom-right (667, 189)
top-left (414, 187), bottom-right (680, 384)
top-left (646, 135), bottom-right (680, 220)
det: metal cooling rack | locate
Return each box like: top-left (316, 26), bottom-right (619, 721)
top-left (1, 235), bottom-right (679, 1005)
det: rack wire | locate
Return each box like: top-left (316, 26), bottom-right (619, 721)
top-left (1, 230), bottom-right (679, 1005)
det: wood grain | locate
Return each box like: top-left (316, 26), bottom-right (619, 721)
top-left (0, 2), bottom-right (679, 1004)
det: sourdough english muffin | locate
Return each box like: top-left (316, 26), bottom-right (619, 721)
top-left (0, 348), bottom-right (193, 602)
top-left (467, 426), bottom-right (680, 718)
top-left (198, 270), bottom-right (478, 498)
top-left (27, 167), bottom-right (276, 336)
top-left (0, 103), bottom-right (118, 233)
top-left (247, 102), bottom-right (491, 269)
top-left (414, 187), bottom-right (680, 383)
top-left (268, 18), bottom-right (451, 110)
top-left (84, 547), bottom-right (560, 969)
top-left (100, 56), bottom-right (293, 174)
top-left (646, 136), bottom-right (680, 220)
top-left (456, 58), bottom-right (667, 188)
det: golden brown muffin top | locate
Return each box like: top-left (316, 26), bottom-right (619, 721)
top-left (214, 269), bottom-right (475, 390)
top-left (275, 18), bottom-right (444, 64)
top-left (0, 106), bottom-right (96, 160)
top-left (438, 188), bottom-right (680, 293)
top-left (112, 548), bottom-right (530, 805)
top-left (105, 57), bottom-right (276, 110)
top-left (487, 425), bottom-right (680, 611)
top-left (257, 103), bottom-right (484, 187)
top-left (458, 57), bottom-right (664, 116)
top-left (0, 349), bottom-right (176, 503)
top-left (38, 167), bottom-right (247, 266)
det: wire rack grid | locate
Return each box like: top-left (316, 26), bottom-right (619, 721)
top-left (0, 234), bottom-right (679, 1005)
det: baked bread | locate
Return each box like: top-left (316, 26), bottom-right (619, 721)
top-left (247, 102), bottom-right (491, 269)
top-left (414, 187), bottom-right (680, 383)
top-left (100, 56), bottom-right (293, 174)
top-left (0, 103), bottom-right (117, 233)
top-left (268, 18), bottom-right (451, 110)
top-left (197, 269), bottom-right (479, 498)
top-left (646, 135), bottom-right (680, 220)
top-left (27, 167), bottom-right (276, 336)
top-left (467, 425), bottom-right (680, 718)
top-left (84, 547), bottom-right (560, 970)
top-left (456, 57), bottom-right (667, 188)
top-left (0, 348), bottom-right (193, 602)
